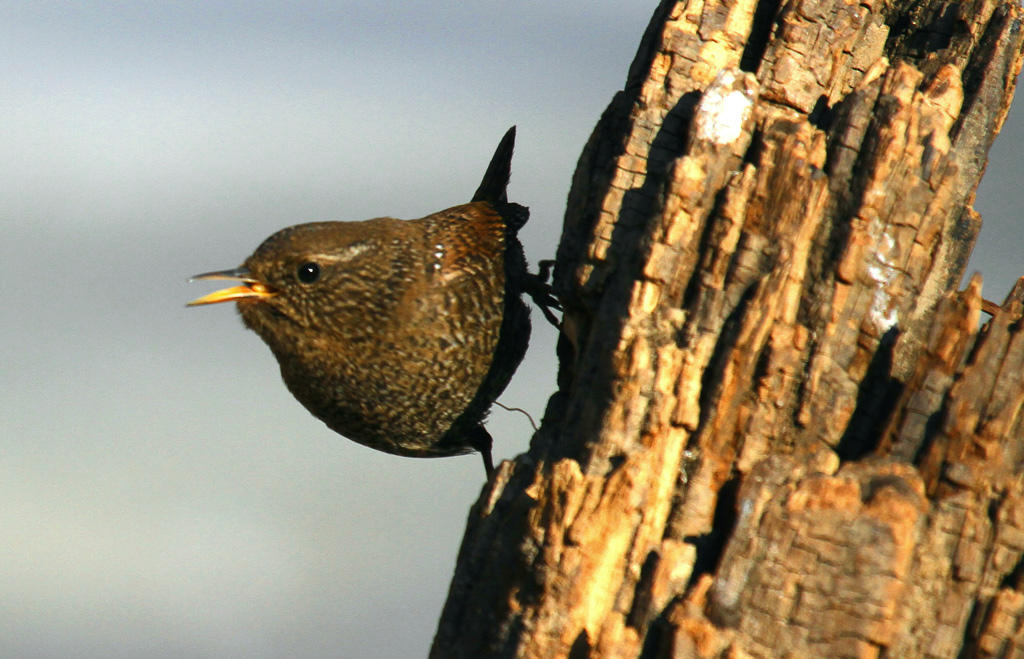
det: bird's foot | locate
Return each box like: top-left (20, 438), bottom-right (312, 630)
top-left (525, 259), bottom-right (561, 328)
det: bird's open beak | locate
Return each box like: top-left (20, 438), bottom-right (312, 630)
top-left (187, 267), bottom-right (276, 306)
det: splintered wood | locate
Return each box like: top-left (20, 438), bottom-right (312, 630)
top-left (432, 1), bottom-right (1024, 658)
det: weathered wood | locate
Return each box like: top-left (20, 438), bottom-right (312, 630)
top-left (432, 1), bottom-right (1024, 657)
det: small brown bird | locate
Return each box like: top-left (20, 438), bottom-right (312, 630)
top-left (189, 127), bottom-right (553, 476)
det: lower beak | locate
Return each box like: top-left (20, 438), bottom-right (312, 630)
top-left (187, 267), bottom-right (276, 306)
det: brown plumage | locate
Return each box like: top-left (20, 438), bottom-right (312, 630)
top-left (188, 127), bottom-right (542, 476)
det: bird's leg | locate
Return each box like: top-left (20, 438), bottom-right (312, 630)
top-left (468, 426), bottom-right (495, 479)
top-left (536, 259), bottom-right (554, 283)
top-left (525, 259), bottom-right (562, 329)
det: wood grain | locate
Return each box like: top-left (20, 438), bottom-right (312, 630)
top-left (432, 1), bottom-right (1024, 657)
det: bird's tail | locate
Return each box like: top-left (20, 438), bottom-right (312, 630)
top-left (472, 126), bottom-right (516, 205)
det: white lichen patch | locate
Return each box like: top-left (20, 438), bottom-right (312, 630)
top-left (866, 232), bottom-right (899, 332)
top-left (694, 69), bottom-right (756, 145)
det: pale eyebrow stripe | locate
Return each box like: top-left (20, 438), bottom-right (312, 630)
top-left (315, 241), bottom-right (374, 264)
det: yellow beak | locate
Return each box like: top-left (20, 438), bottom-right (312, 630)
top-left (187, 268), bottom-right (276, 306)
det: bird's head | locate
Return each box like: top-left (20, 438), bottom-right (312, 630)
top-left (188, 220), bottom-right (406, 344)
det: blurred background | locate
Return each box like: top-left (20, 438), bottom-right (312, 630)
top-left (1, 2), bottom-right (1020, 657)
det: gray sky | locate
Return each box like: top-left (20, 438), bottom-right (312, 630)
top-left (1, 3), bottom-right (1020, 658)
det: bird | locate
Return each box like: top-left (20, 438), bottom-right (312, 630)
top-left (188, 127), bottom-right (556, 477)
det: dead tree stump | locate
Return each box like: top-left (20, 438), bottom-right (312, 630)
top-left (432, 1), bottom-right (1024, 657)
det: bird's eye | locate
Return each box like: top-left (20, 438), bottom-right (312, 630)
top-left (297, 262), bottom-right (321, 283)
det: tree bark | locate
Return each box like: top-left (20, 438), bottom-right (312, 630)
top-left (432, 1), bottom-right (1024, 657)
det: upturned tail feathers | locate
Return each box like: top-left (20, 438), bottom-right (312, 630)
top-left (472, 126), bottom-right (516, 205)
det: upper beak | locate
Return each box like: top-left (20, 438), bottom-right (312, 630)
top-left (187, 267), bottom-right (276, 306)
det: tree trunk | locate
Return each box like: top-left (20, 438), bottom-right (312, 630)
top-left (432, 0), bottom-right (1024, 657)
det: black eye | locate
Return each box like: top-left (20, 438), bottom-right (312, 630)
top-left (297, 262), bottom-right (321, 283)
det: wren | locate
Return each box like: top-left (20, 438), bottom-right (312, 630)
top-left (188, 127), bottom-right (553, 477)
